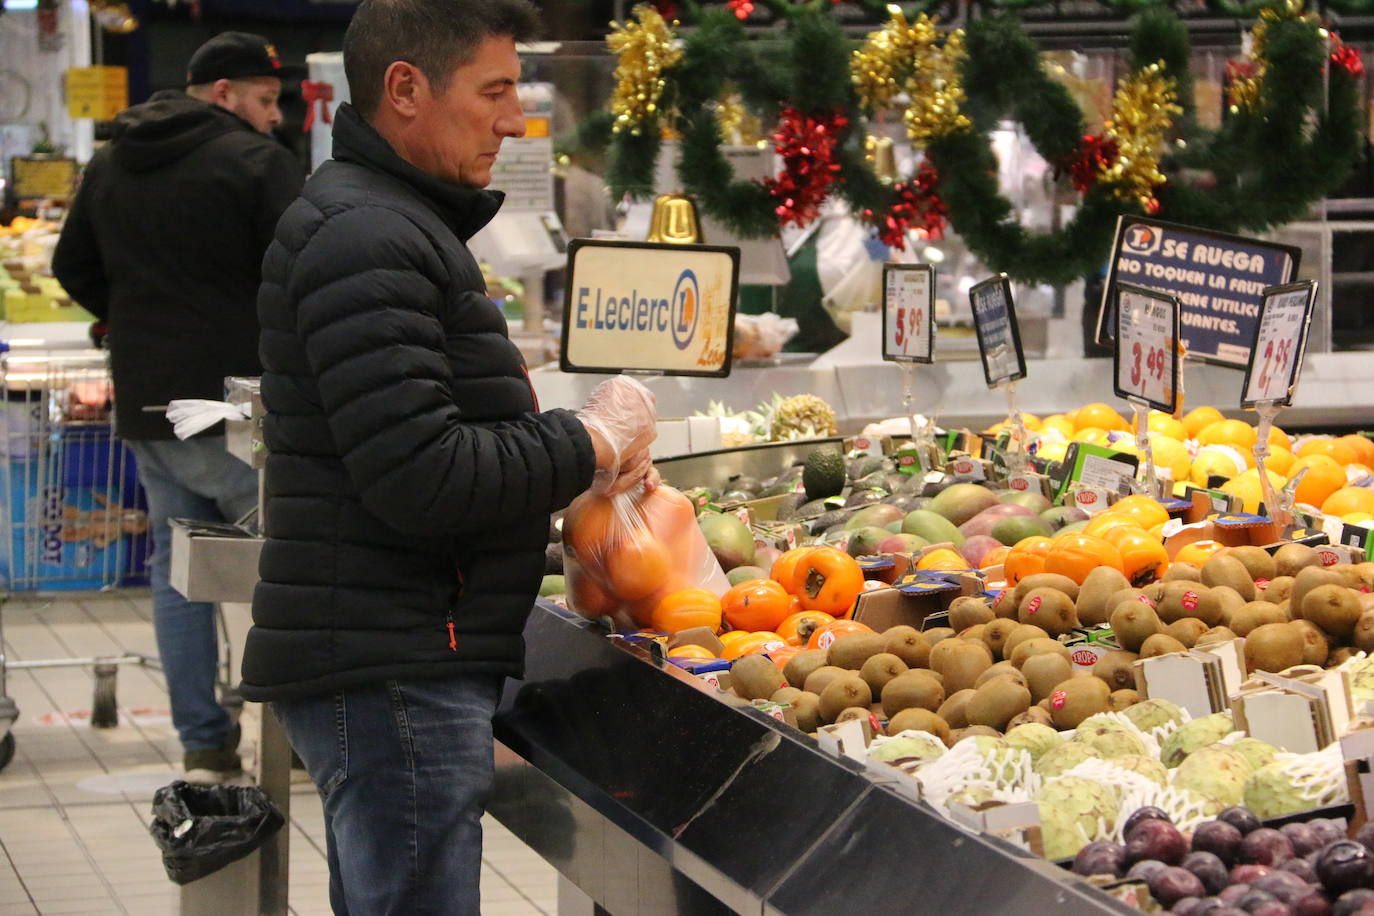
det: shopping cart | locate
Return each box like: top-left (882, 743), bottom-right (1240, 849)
top-left (0, 339), bottom-right (155, 770)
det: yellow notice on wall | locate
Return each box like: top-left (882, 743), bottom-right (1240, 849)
top-left (66, 67), bottom-right (128, 120)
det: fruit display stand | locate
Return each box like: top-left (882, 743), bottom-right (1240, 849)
top-left (489, 597), bottom-right (1136, 916)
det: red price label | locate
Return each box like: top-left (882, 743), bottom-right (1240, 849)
top-left (1115, 285), bottom-right (1177, 411)
top-left (1244, 282), bottom-right (1313, 407)
top-left (884, 265), bottom-right (934, 362)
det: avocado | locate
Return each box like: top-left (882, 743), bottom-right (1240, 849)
top-left (803, 449), bottom-right (847, 500)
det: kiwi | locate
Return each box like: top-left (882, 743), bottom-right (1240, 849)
top-left (1048, 677), bottom-right (1111, 729)
top-left (1337, 565), bottom-right (1374, 593)
top-left (803, 665), bottom-right (849, 696)
top-left (1195, 626), bottom-right (1239, 649)
top-left (819, 675), bottom-right (873, 723)
top-left (1263, 576), bottom-right (1295, 604)
top-left (1013, 573), bottom-right (1081, 606)
top-left (1274, 542), bottom-right (1321, 578)
top-left (881, 671), bottom-right (945, 717)
top-left (732, 654), bottom-right (789, 700)
top-left (1075, 566), bottom-right (1133, 627)
top-left (1355, 611), bottom-right (1374, 653)
top-left (888, 707), bottom-right (951, 746)
top-left (772, 686), bottom-right (804, 705)
top-left (950, 726), bottom-right (1003, 743)
top-left (923, 627), bottom-right (956, 645)
top-left (828, 632), bottom-right (889, 670)
top-left (982, 618), bottom-right (1020, 661)
top-left (1140, 633), bottom-right (1188, 658)
top-left (1002, 624), bottom-right (1050, 661)
top-left (1228, 601), bottom-right (1287, 637)
top-left (1092, 649), bottom-right (1140, 691)
top-left (1110, 689), bottom-right (1140, 712)
top-left (1163, 562), bottom-right (1202, 583)
top-left (937, 688), bottom-right (975, 729)
top-left (991, 587), bottom-right (1020, 619)
top-left (882, 626), bottom-right (931, 668)
top-left (1201, 554), bottom-right (1256, 601)
top-left (1210, 586), bottom-right (1247, 626)
top-left (1022, 652), bottom-right (1075, 703)
top-left (1007, 706), bottom-right (1054, 729)
top-left (1009, 637), bottom-right (1072, 669)
top-left (1226, 545), bottom-right (1279, 582)
top-left (784, 649), bottom-right (830, 691)
top-left (1156, 581), bottom-right (1222, 627)
top-left (966, 677), bottom-right (1032, 730)
top-left (1164, 618), bottom-right (1209, 648)
top-left (1290, 619), bottom-right (1331, 666)
top-left (930, 638), bottom-right (993, 693)
top-left (1109, 599), bottom-right (1162, 652)
top-left (835, 707), bottom-right (874, 731)
top-left (1017, 588), bottom-right (1079, 636)
top-left (1244, 622), bottom-right (1306, 673)
top-left (792, 692), bottom-right (822, 732)
top-left (973, 660), bottom-right (1022, 687)
top-left (859, 653), bottom-right (909, 696)
top-left (1302, 583), bottom-right (1363, 640)
top-left (1291, 566), bottom-right (1346, 619)
top-left (959, 624), bottom-right (988, 643)
top-left (1142, 582), bottom-right (1168, 605)
top-left (949, 596), bottom-right (995, 631)
top-left (1362, 592), bottom-right (1374, 613)
top-left (1107, 588), bottom-right (1150, 613)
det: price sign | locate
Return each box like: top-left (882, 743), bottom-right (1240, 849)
top-left (1241, 280), bottom-right (1317, 409)
top-left (968, 274), bottom-right (1026, 388)
top-left (882, 263), bottom-right (935, 363)
top-left (1113, 282), bottom-right (1180, 412)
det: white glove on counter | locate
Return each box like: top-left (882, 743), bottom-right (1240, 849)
top-left (166, 399), bottom-right (251, 440)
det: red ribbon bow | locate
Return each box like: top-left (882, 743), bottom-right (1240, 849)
top-left (302, 80), bottom-right (334, 132)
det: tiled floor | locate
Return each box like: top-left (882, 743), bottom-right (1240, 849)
top-left (0, 591), bottom-right (559, 915)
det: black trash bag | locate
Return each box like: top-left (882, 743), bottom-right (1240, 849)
top-left (148, 780), bottom-right (284, 885)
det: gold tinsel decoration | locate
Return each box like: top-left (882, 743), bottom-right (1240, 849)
top-left (852, 7), bottom-right (971, 146)
top-left (1226, 0), bottom-right (1318, 115)
top-left (607, 5), bottom-right (681, 137)
top-left (714, 91), bottom-right (765, 146)
top-left (1100, 61), bottom-right (1182, 211)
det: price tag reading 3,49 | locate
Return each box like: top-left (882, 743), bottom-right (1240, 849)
top-left (1241, 280), bottom-right (1318, 409)
top-left (882, 264), bottom-right (935, 363)
top-left (968, 274), bottom-right (1026, 388)
top-left (1113, 282), bottom-right (1181, 413)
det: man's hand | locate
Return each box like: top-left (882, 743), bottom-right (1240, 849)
top-left (579, 376), bottom-right (657, 495)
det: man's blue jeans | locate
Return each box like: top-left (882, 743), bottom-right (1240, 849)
top-left (128, 437), bottom-right (258, 751)
top-left (271, 675), bottom-right (503, 916)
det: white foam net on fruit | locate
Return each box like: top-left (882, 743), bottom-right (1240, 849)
top-left (1063, 711), bottom-right (1164, 759)
top-left (1264, 746), bottom-right (1350, 810)
top-left (1141, 707), bottom-right (1194, 749)
top-left (1060, 758), bottom-right (1215, 841)
top-left (915, 738), bottom-right (1040, 810)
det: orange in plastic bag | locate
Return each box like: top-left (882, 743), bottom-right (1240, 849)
top-left (563, 484), bottom-right (730, 630)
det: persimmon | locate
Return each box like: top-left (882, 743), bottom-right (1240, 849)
top-left (1173, 540), bottom-right (1225, 567)
top-left (1003, 536), bottom-right (1053, 585)
top-left (567, 566), bottom-right (618, 620)
top-left (789, 547), bottom-right (864, 617)
top-left (916, 548), bottom-right (969, 571)
top-left (776, 610), bottom-right (836, 646)
top-left (1100, 525), bottom-right (1169, 585)
top-left (605, 532), bottom-right (672, 600)
top-left (564, 492), bottom-right (614, 555)
top-left (667, 644), bottom-right (718, 659)
top-left (1042, 533), bottom-right (1124, 585)
top-left (1083, 513), bottom-right (1137, 538)
top-left (770, 547), bottom-right (816, 595)
top-left (721, 578), bottom-right (793, 632)
top-left (720, 631), bottom-right (787, 660)
top-left (979, 545), bottom-right (1010, 569)
top-left (650, 588), bottom-right (723, 634)
top-left (1110, 495), bottom-right (1170, 530)
top-left (806, 618), bottom-right (874, 651)
top-left (1323, 486), bottom-right (1374, 518)
top-left (765, 644), bottom-right (803, 672)
top-left (718, 630), bottom-right (752, 648)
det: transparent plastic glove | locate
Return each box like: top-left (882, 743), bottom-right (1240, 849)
top-left (578, 376), bottom-right (657, 495)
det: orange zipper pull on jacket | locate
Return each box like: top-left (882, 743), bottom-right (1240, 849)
top-left (447, 621), bottom-right (457, 651)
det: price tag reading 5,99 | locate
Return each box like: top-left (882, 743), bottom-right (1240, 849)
top-left (1241, 280), bottom-right (1317, 408)
top-left (1113, 282), bottom-right (1180, 412)
top-left (882, 264), bottom-right (935, 363)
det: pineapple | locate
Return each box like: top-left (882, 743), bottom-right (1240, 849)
top-left (766, 393), bottom-right (838, 441)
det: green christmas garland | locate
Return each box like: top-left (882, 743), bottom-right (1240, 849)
top-left (605, 2), bottom-right (1362, 286)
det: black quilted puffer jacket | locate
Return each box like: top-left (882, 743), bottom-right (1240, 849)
top-left (241, 103), bottom-right (595, 701)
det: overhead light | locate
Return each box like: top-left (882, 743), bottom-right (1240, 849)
top-left (4, 0), bottom-right (42, 9)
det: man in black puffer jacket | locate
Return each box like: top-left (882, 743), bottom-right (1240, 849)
top-left (243, 1), bottom-right (658, 912)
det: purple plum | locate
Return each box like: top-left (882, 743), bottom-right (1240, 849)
top-left (1279, 858), bottom-right (1319, 884)
top-left (1130, 859), bottom-right (1169, 882)
top-left (1129, 819), bottom-right (1190, 866)
top-left (1124, 806), bottom-right (1176, 836)
top-left (1150, 866), bottom-right (1208, 908)
top-left (1184, 851), bottom-right (1233, 895)
top-left (1317, 842), bottom-right (1374, 896)
top-left (1219, 808), bottom-right (1265, 836)
top-left (1308, 820), bottom-right (1347, 848)
top-left (1254, 872), bottom-right (1321, 904)
top-left (1224, 886), bottom-right (1257, 905)
top-left (1249, 904), bottom-right (1294, 916)
top-left (1283, 824), bottom-right (1324, 858)
top-left (1244, 829), bottom-right (1296, 867)
top-left (1074, 840), bottom-right (1127, 878)
top-left (1291, 894), bottom-right (1332, 916)
top-left (1234, 866), bottom-right (1276, 885)
top-left (1355, 824), bottom-right (1374, 857)
top-left (1336, 890), bottom-right (1374, 916)
top-left (1195, 821), bottom-right (1247, 866)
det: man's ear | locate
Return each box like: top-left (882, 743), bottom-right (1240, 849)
top-left (209, 78), bottom-right (236, 107)
top-left (380, 61), bottom-right (428, 119)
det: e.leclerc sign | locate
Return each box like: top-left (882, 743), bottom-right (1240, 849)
top-left (1096, 216), bottom-right (1299, 368)
top-left (560, 239), bottom-right (740, 377)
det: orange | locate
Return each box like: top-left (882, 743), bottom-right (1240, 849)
top-left (1073, 427), bottom-right (1113, 446)
top-left (1198, 419), bottom-right (1257, 450)
top-left (1268, 425), bottom-right (1292, 451)
top-left (721, 578), bottom-right (793, 632)
top-left (1221, 468), bottom-right (1287, 514)
top-left (1297, 437), bottom-right (1359, 467)
top-left (1339, 434), bottom-right (1374, 467)
top-left (805, 618), bottom-right (874, 651)
top-left (1173, 540), bottom-right (1225, 567)
top-left (1076, 402), bottom-right (1129, 432)
top-left (1321, 486), bottom-right (1374, 519)
top-left (1287, 455), bottom-right (1346, 509)
top-left (771, 547), bottom-right (816, 595)
top-left (917, 547), bottom-right (970, 571)
top-left (721, 630), bottom-right (787, 660)
top-left (667, 644), bottom-right (718, 659)
top-left (979, 545), bottom-right (1010, 569)
top-left (1043, 533), bottom-right (1124, 584)
top-left (605, 532), bottom-right (672, 600)
top-left (718, 630), bottom-right (752, 648)
top-left (1101, 525), bottom-right (1170, 585)
top-left (1183, 405), bottom-right (1225, 438)
top-left (1003, 535), bottom-right (1054, 585)
top-left (650, 588), bottom-right (723, 634)
top-left (564, 492), bottom-right (614, 555)
top-left (645, 484), bottom-right (699, 535)
top-left (1041, 415), bottom-right (1076, 438)
top-left (776, 610), bottom-right (836, 646)
top-left (1262, 445), bottom-right (1295, 476)
top-left (1136, 410), bottom-right (1188, 441)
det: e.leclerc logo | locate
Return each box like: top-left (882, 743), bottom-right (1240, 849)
top-left (574, 269), bottom-right (701, 351)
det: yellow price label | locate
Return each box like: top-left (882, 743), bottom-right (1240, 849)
top-left (66, 67), bottom-right (128, 121)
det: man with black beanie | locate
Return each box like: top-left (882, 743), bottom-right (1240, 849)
top-left (52, 31), bottom-right (304, 784)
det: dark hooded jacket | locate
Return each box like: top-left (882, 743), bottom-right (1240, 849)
top-left (240, 104), bottom-right (596, 701)
top-left (52, 90), bottom-right (302, 439)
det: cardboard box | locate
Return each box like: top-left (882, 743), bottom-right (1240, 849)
top-left (851, 573), bottom-right (983, 631)
top-left (1232, 667), bottom-right (1354, 753)
top-left (1134, 639), bottom-right (1245, 719)
top-left (947, 799), bottom-right (1044, 855)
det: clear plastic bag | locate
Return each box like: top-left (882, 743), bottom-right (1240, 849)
top-left (562, 483), bottom-right (729, 631)
top-left (732, 312), bottom-right (799, 360)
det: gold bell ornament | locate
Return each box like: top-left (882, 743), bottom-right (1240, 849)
top-left (646, 193), bottom-right (702, 244)
top-left (865, 135), bottom-right (899, 185)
